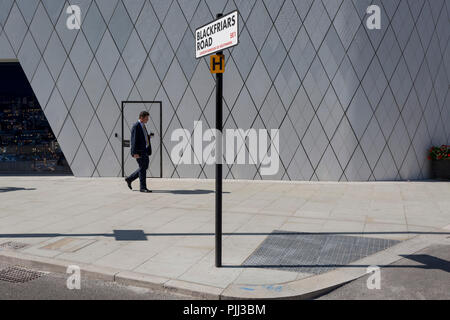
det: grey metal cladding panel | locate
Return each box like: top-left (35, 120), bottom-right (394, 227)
top-left (403, 28), bottom-right (424, 81)
top-left (96, 30), bottom-right (120, 81)
top-left (175, 28), bottom-right (197, 81)
top-left (190, 60), bottom-right (214, 109)
top-left (84, 114), bottom-right (108, 165)
top-left (361, 56), bottom-right (387, 110)
top-left (69, 32), bottom-right (93, 80)
top-left (18, 32), bottom-right (41, 81)
top-left (123, 0), bottom-right (146, 23)
top-left (0, 0), bottom-right (14, 27)
top-left (344, 145), bottom-right (372, 181)
top-left (136, 58), bottom-right (161, 101)
top-left (316, 144), bottom-right (342, 181)
top-left (0, 31), bottom-right (16, 59)
top-left (261, 29), bottom-right (287, 80)
top-left (318, 25), bottom-right (345, 80)
top-left (45, 88), bottom-right (68, 137)
top-left (323, 0), bottom-right (343, 20)
top-left (122, 29), bottom-right (147, 81)
top-left (230, 26), bottom-right (258, 81)
top-left (391, 0), bottom-right (414, 51)
top-left (162, 0), bottom-right (188, 52)
top-left (246, 0), bottom-right (272, 51)
top-left (289, 86), bottom-right (315, 139)
top-left (178, 0), bottom-right (201, 22)
top-left (71, 142), bottom-right (95, 177)
top-left (331, 116), bottom-right (358, 169)
top-left (109, 0), bottom-right (133, 53)
top-left (151, 0), bottom-right (173, 22)
top-left (82, 1), bottom-right (107, 52)
top-left (346, 86), bottom-right (373, 140)
top-left (149, 29), bottom-right (174, 80)
top-left (275, 0), bottom-right (302, 49)
top-left (84, 58), bottom-right (109, 107)
top-left (332, 56), bottom-right (359, 111)
top-left (162, 58), bottom-right (188, 108)
top-left (41, 0), bottom-right (67, 25)
top-left (348, 25), bottom-right (374, 81)
top-left (316, 86), bottom-right (344, 140)
top-left (135, 0), bottom-right (160, 52)
top-left (44, 31), bottom-right (67, 80)
top-left (333, 0), bottom-right (360, 50)
top-left (70, 87), bottom-right (95, 137)
top-left (288, 27), bottom-right (315, 81)
top-left (15, 0), bottom-right (39, 25)
top-left (57, 59), bottom-right (81, 108)
top-left (303, 0), bottom-right (331, 50)
top-left (31, 59), bottom-right (55, 110)
top-left (360, 117), bottom-right (385, 170)
top-left (246, 57), bottom-right (271, 109)
top-left (57, 115), bottom-right (82, 165)
top-left (231, 87), bottom-right (258, 129)
top-left (4, 4), bottom-right (28, 54)
top-left (30, 2), bottom-right (54, 54)
top-left (274, 56), bottom-right (300, 108)
top-left (97, 142), bottom-right (121, 177)
top-left (96, 0), bottom-right (119, 23)
top-left (301, 116), bottom-right (329, 169)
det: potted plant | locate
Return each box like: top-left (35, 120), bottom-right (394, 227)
top-left (428, 145), bottom-right (450, 180)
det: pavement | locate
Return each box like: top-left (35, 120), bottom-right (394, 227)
top-left (0, 176), bottom-right (449, 299)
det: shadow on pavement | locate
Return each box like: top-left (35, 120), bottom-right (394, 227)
top-left (0, 187), bottom-right (36, 193)
top-left (132, 189), bottom-right (229, 194)
top-left (400, 254), bottom-right (450, 273)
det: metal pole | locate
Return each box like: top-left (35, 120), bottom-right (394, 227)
top-left (215, 13), bottom-right (223, 268)
top-left (121, 102), bottom-right (124, 178)
top-left (160, 102), bottom-right (163, 178)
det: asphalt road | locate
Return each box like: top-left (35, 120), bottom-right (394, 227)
top-left (318, 244), bottom-right (450, 300)
top-left (0, 260), bottom-right (193, 300)
top-left (1, 244), bottom-right (448, 300)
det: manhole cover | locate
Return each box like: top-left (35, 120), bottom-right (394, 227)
top-left (0, 241), bottom-right (29, 250)
top-left (0, 266), bottom-right (45, 283)
top-left (242, 231), bottom-right (401, 275)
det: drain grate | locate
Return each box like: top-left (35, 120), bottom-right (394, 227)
top-left (0, 266), bottom-right (45, 283)
top-left (0, 241), bottom-right (29, 250)
top-left (243, 231), bottom-right (400, 275)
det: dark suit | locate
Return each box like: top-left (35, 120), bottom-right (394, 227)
top-left (127, 121), bottom-right (152, 190)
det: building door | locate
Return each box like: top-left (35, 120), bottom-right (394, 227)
top-left (121, 101), bottom-right (162, 178)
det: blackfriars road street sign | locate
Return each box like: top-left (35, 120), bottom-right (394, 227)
top-left (195, 11), bottom-right (239, 59)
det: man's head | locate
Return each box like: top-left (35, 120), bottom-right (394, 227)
top-left (139, 111), bottom-right (150, 124)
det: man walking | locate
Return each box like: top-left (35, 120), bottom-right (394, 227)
top-left (125, 111), bottom-right (152, 193)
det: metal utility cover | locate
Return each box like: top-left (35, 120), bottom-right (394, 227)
top-left (0, 266), bottom-right (45, 283)
top-left (242, 230), bottom-right (400, 275)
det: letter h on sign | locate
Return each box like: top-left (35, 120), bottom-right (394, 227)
top-left (210, 54), bottom-right (225, 74)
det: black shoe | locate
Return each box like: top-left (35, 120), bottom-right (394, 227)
top-left (140, 189), bottom-right (152, 193)
top-left (125, 178), bottom-right (132, 190)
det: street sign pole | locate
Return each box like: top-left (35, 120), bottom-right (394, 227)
top-left (215, 13), bottom-right (223, 268)
top-left (195, 10), bottom-right (238, 268)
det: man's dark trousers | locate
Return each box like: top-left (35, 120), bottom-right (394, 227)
top-left (127, 152), bottom-right (149, 190)
top-left (126, 121), bottom-right (152, 191)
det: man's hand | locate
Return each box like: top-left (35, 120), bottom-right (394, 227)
top-left (133, 154), bottom-right (140, 159)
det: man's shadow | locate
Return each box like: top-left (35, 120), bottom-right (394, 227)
top-left (0, 187), bottom-right (36, 193)
top-left (133, 189), bottom-right (229, 195)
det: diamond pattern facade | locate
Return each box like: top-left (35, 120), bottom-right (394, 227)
top-left (0, 0), bottom-right (448, 180)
